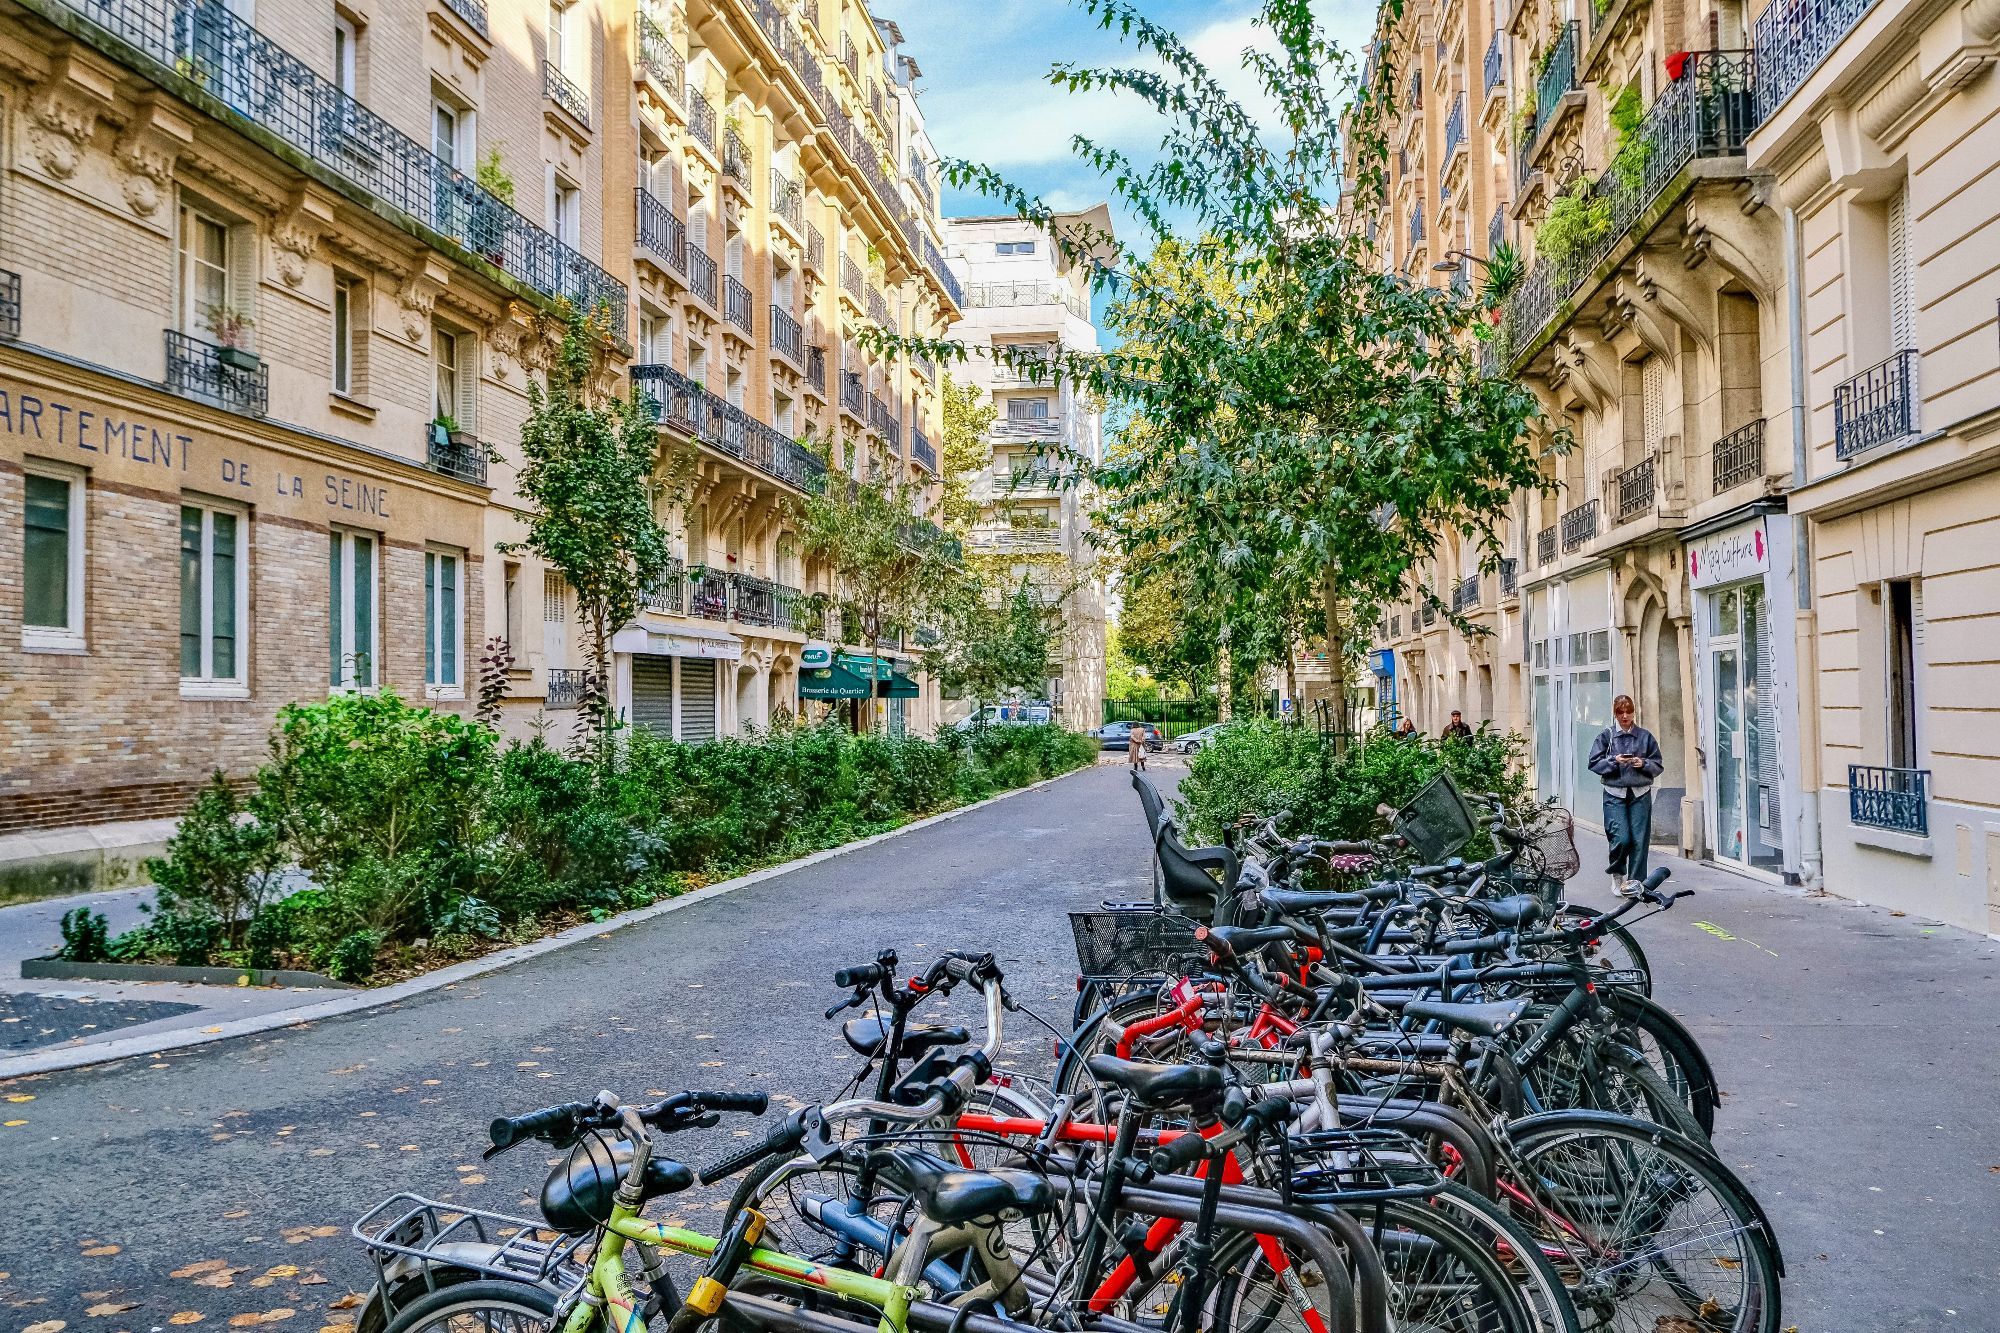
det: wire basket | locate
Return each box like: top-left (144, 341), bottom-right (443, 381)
top-left (1069, 909), bottom-right (1205, 981)
top-left (1286, 1126), bottom-right (1447, 1203)
top-left (352, 1194), bottom-right (589, 1316)
top-left (1389, 770), bottom-right (1478, 864)
top-left (1520, 803), bottom-right (1581, 882)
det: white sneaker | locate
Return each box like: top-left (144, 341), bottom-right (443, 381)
top-left (1609, 873), bottom-right (1627, 896)
top-left (1615, 878), bottom-right (1641, 898)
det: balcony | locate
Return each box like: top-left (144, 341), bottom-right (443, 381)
top-left (911, 352), bottom-right (936, 382)
top-left (686, 245), bottom-right (719, 308)
top-left (0, 269), bottom-right (17, 339)
top-left (1560, 498), bottom-right (1600, 551)
top-left (688, 90), bottom-right (716, 153)
top-left (1499, 557), bottom-right (1519, 596)
top-left (840, 370), bottom-right (865, 417)
top-left (1488, 206), bottom-right (1506, 254)
top-left (634, 13), bottom-right (683, 102)
top-left (1712, 418), bottom-right (1765, 492)
top-left (1755, 0), bottom-right (1877, 122)
top-left (1443, 94), bottom-right (1466, 164)
top-left (722, 130), bottom-right (750, 191)
top-left (164, 330), bottom-right (266, 417)
top-left (1408, 205), bottom-right (1425, 251)
top-left (46, 0), bottom-right (625, 335)
top-left (1536, 524), bottom-right (1557, 566)
top-left (841, 32), bottom-right (859, 79)
top-left (804, 344), bottom-right (827, 395)
top-left (544, 61), bottom-right (590, 127)
top-left (770, 305), bottom-right (802, 363)
top-left (1483, 34), bottom-right (1504, 96)
top-left (1834, 350), bottom-right (1917, 460)
top-left (965, 281), bottom-right (1090, 322)
top-left (1451, 574), bottom-right (1482, 613)
top-left (805, 223), bottom-right (825, 273)
top-left (912, 429), bottom-right (937, 472)
top-left (631, 364), bottom-right (827, 493)
top-left (723, 276), bottom-right (754, 334)
top-left (442, 0), bottom-right (487, 36)
top-left (635, 189), bottom-right (687, 278)
top-left (840, 256), bottom-right (866, 304)
top-left (992, 417), bottom-right (1060, 442)
top-left (1008, 466), bottom-right (1061, 492)
top-left (1613, 455), bottom-right (1656, 523)
top-left (971, 527), bottom-right (1062, 553)
top-left (770, 169), bottom-right (803, 230)
top-left (1533, 20), bottom-right (1581, 141)
top-left (866, 287), bottom-right (893, 328)
top-left (867, 393), bottom-right (901, 449)
top-left (643, 558), bottom-right (684, 613)
top-left (426, 430), bottom-right (488, 485)
top-left (1849, 764), bottom-right (1929, 837)
top-left (688, 566), bottom-right (729, 621)
top-left (1502, 50), bottom-right (1755, 361)
top-left (545, 669), bottom-right (590, 710)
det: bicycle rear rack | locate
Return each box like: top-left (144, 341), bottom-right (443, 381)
top-left (352, 1192), bottom-right (591, 1310)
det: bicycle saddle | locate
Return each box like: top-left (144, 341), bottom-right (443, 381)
top-left (1085, 1055), bottom-right (1226, 1109)
top-left (866, 1148), bottom-right (1055, 1226)
top-left (540, 1138), bottom-right (694, 1233)
top-left (841, 1017), bottom-right (970, 1058)
top-left (1401, 996), bottom-right (1530, 1039)
top-left (1458, 895), bottom-right (1545, 929)
top-left (1199, 923), bottom-right (1301, 958)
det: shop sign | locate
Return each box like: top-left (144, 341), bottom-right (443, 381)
top-left (1687, 519), bottom-right (1769, 590)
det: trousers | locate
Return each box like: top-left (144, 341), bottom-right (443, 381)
top-left (1602, 788), bottom-right (1653, 881)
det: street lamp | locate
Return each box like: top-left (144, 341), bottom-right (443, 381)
top-left (1431, 249), bottom-right (1488, 274)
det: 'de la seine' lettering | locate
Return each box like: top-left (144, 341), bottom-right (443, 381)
top-left (0, 385), bottom-right (389, 518)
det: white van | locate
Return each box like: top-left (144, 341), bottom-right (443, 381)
top-left (954, 702), bottom-right (1053, 730)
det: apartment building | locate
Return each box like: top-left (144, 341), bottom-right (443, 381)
top-left (607, 0), bottom-right (957, 740)
top-left (943, 207), bottom-right (1111, 732)
top-left (0, 0), bottom-right (956, 839)
top-left (1358, 0), bottom-right (2000, 930)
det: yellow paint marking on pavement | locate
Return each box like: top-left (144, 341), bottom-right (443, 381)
top-left (1694, 919), bottom-right (1777, 957)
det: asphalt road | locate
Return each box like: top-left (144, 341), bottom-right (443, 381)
top-left (2, 762), bottom-right (1996, 1332)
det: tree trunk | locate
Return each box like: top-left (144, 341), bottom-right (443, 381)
top-left (1321, 569), bottom-right (1348, 756)
top-left (1217, 631), bottom-right (1233, 723)
top-left (1285, 643), bottom-right (1299, 722)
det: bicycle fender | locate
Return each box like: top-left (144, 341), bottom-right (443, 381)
top-left (798, 1191), bottom-right (964, 1292)
top-left (1610, 990), bottom-right (1719, 1102)
top-left (1052, 1002), bottom-right (1118, 1092)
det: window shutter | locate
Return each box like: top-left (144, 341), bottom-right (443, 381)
top-left (545, 164), bottom-right (559, 232)
top-left (458, 333), bottom-right (480, 429)
top-left (678, 658), bottom-right (717, 741)
top-left (1641, 357), bottom-right (1666, 450)
top-left (1888, 184), bottom-right (1914, 353)
top-left (228, 222), bottom-right (258, 347)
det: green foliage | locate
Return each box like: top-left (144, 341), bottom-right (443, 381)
top-left (937, 372), bottom-right (998, 534)
top-left (1480, 241), bottom-right (1526, 306)
top-left (124, 692), bottom-right (1092, 980)
top-left (1536, 185), bottom-right (1614, 276)
top-left (475, 148), bottom-right (516, 206)
top-left (1606, 82), bottom-right (1653, 192)
top-left (57, 908), bottom-right (110, 963)
top-left (927, 580), bottom-right (1066, 704)
top-left (1176, 719), bottom-right (1532, 846)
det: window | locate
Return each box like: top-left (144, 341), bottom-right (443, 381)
top-left (543, 570), bottom-right (567, 623)
top-left (180, 502), bottom-right (246, 691)
top-left (424, 549), bottom-right (463, 691)
top-left (433, 322), bottom-right (475, 429)
top-left (431, 100), bottom-right (462, 168)
top-left (639, 311), bottom-right (667, 362)
top-left (547, 0), bottom-right (572, 75)
top-left (995, 241), bottom-right (1036, 256)
top-left (1887, 579), bottom-right (1919, 768)
top-left (503, 560), bottom-right (523, 650)
top-left (329, 529), bottom-right (377, 690)
top-left (333, 15), bottom-right (358, 95)
top-left (332, 276), bottom-right (356, 395)
top-left (179, 207), bottom-right (231, 339)
top-left (553, 178), bottom-right (580, 246)
top-left (1007, 397), bottom-right (1050, 420)
top-left (23, 465), bottom-right (85, 650)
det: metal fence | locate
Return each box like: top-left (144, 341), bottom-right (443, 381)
top-left (1613, 455), bottom-right (1656, 522)
top-left (1849, 764), bottom-right (1928, 836)
top-left (1560, 498), bottom-right (1599, 551)
top-left (635, 189), bottom-right (686, 277)
top-left (1712, 417), bottom-right (1765, 491)
top-left (165, 329), bottom-right (266, 416)
top-left (631, 363), bottom-right (826, 493)
top-left (543, 61), bottom-right (589, 126)
top-left (1834, 350), bottom-right (1916, 459)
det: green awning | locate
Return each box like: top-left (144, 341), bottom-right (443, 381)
top-left (813, 654), bottom-right (922, 698)
top-left (883, 668), bottom-right (920, 699)
top-left (798, 660), bottom-right (873, 699)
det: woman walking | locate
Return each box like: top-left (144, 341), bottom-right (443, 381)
top-left (1127, 724), bottom-right (1148, 772)
top-left (1587, 694), bottom-right (1665, 896)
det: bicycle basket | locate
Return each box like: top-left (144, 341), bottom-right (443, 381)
top-left (1390, 770), bottom-right (1478, 864)
top-left (1069, 909), bottom-right (1204, 980)
top-left (1524, 804), bottom-right (1581, 882)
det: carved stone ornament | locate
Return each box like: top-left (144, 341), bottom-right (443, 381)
top-left (27, 81), bottom-right (99, 180)
top-left (486, 320), bottom-right (523, 382)
top-left (113, 122), bottom-right (178, 217)
top-left (398, 274), bottom-right (443, 343)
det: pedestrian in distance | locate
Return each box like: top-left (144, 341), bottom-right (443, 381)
top-left (1587, 694), bottom-right (1665, 897)
top-left (1393, 716), bottom-right (1418, 739)
top-left (1441, 710), bottom-right (1473, 742)
top-left (1127, 724), bottom-right (1148, 772)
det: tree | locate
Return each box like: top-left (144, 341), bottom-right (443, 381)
top-left (926, 578), bottom-right (1064, 705)
top-left (936, 372), bottom-right (997, 536)
top-left (876, 1), bottom-right (1550, 750)
top-left (1117, 564), bottom-right (1215, 699)
top-left (502, 308), bottom-right (681, 737)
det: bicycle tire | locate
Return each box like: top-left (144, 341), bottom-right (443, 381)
top-left (1500, 1113), bottom-right (1781, 1333)
top-left (1554, 905), bottom-right (1652, 996)
top-left (378, 1277), bottom-right (557, 1333)
top-left (1189, 1226), bottom-right (1348, 1333)
top-left (1426, 1182), bottom-right (1584, 1333)
top-left (1605, 990), bottom-right (1718, 1136)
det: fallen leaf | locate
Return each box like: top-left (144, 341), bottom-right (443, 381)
top-left (192, 1268), bottom-right (246, 1290)
top-left (325, 1294), bottom-right (364, 1312)
top-left (297, 1275), bottom-right (328, 1287)
top-left (81, 1245), bottom-right (121, 1257)
top-left (24, 1321), bottom-right (67, 1333)
top-left (263, 1267), bottom-right (299, 1280)
top-left (4, 1120), bottom-right (29, 1127)
top-left (5, 1094), bottom-right (34, 1103)
top-left (203, 1026), bottom-right (223, 1033)
top-left (171, 1261), bottom-right (229, 1279)
top-left (224, 1210), bottom-right (250, 1219)
top-left (85, 1303), bottom-right (138, 1317)
top-left (168, 1315), bottom-right (206, 1326)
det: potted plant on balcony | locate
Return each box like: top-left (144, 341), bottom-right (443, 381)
top-left (204, 305), bottom-right (260, 370)
top-left (430, 414), bottom-right (476, 450)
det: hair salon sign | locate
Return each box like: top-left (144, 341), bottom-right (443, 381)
top-left (1687, 518), bottom-right (1769, 590)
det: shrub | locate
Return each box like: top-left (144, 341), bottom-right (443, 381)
top-left (142, 773), bottom-right (281, 948)
top-left (57, 908), bottom-right (110, 963)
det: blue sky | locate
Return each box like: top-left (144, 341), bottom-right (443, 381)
top-left (889, 0), bottom-right (1381, 252)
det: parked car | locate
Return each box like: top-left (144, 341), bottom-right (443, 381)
top-left (1094, 721), bottom-right (1163, 751)
top-left (1174, 723), bottom-right (1229, 754)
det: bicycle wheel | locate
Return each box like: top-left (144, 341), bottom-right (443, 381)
top-left (379, 1278), bottom-right (555, 1333)
top-left (1605, 991), bottom-right (1717, 1137)
top-left (1426, 1183), bottom-right (1584, 1333)
top-left (1194, 1228), bottom-right (1346, 1333)
top-left (1554, 906), bottom-right (1651, 996)
top-left (1501, 1114), bottom-right (1781, 1333)
top-left (1349, 1197), bottom-right (1545, 1333)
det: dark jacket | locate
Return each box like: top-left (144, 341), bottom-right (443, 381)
top-left (1588, 723), bottom-right (1664, 794)
top-left (1442, 720), bottom-right (1473, 741)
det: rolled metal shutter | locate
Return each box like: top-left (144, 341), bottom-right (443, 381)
top-left (632, 658), bottom-right (674, 734)
top-left (679, 658), bottom-right (717, 741)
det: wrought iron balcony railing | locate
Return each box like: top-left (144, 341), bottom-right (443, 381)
top-left (841, 32), bottom-right (858, 78)
top-left (635, 189), bottom-right (687, 277)
top-left (912, 429), bottom-right (936, 472)
top-left (688, 566), bottom-right (729, 621)
top-left (964, 281), bottom-right (1089, 321)
top-left (991, 417), bottom-right (1061, 441)
top-left (1483, 34), bottom-right (1504, 95)
top-left (1536, 525), bottom-right (1557, 566)
top-left (1408, 205), bottom-right (1425, 250)
top-left (1533, 20), bottom-right (1580, 137)
top-left (1849, 764), bottom-right (1929, 836)
top-left (805, 223), bottom-right (825, 272)
top-left (1452, 574), bottom-right (1482, 613)
top-left (770, 304), bottom-right (802, 363)
top-left (804, 344), bottom-right (827, 394)
top-left (1560, 498), bottom-right (1600, 551)
top-left (866, 287), bottom-right (892, 327)
top-left (1488, 206), bottom-right (1507, 254)
top-left (164, 329), bottom-right (266, 416)
top-left (723, 276), bottom-right (754, 333)
top-left (1500, 556), bottom-right (1519, 595)
top-left (686, 244), bottom-right (718, 308)
top-left (867, 393), bottom-right (901, 448)
top-left (840, 256), bottom-right (866, 303)
top-left (0, 269), bottom-right (17, 340)
top-left (1443, 94), bottom-right (1466, 162)
top-left (441, 0), bottom-right (486, 35)
top-left (1613, 455), bottom-right (1656, 522)
top-left (1834, 350), bottom-right (1917, 459)
top-left (426, 431), bottom-right (488, 485)
top-left (545, 669), bottom-right (590, 710)
top-left (688, 89), bottom-right (716, 152)
top-left (634, 13), bottom-right (682, 101)
top-left (1501, 50), bottom-right (1755, 360)
top-left (47, 0), bottom-right (624, 334)
top-left (1712, 417), bottom-right (1766, 491)
top-left (1755, 0), bottom-right (1878, 122)
top-left (631, 364), bottom-right (827, 493)
top-left (643, 557), bottom-right (684, 613)
top-left (723, 130), bottom-right (750, 188)
top-left (1008, 466), bottom-right (1061, 491)
top-left (544, 61), bottom-right (590, 126)
top-left (970, 527), bottom-right (1062, 553)
top-left (911, 353), bottom-right (935, 381)
top-left (840, 370), bottom-right (865, 417)
top-left (770, 169), bottom-right (803, 229)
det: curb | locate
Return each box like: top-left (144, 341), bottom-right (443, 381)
top-left (0, 765), bottom-right (1092, 1082)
